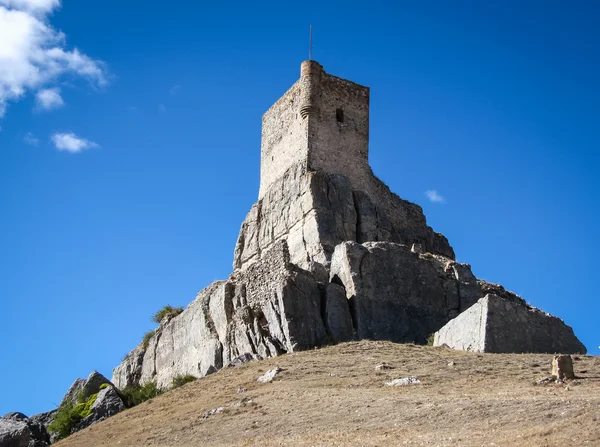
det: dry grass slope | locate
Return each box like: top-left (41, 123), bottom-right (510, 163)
top-left (56, 341), bottom-right (600, 446)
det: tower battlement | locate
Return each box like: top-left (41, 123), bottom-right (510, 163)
top-left (259, 61), bottom-right (370, 198)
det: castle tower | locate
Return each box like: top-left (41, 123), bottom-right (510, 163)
top-left (259, 61), bottom-right (371, 198)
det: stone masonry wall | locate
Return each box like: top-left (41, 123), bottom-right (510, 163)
top-left (259, 80), bottom-right (307, 199)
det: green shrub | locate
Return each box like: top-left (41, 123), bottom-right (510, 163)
top-left (119, 382), bottom-right (162, 408)
top-left (152, 305), bottom-right (184, 324)
top-left (99, 383), bottom-right (109, 390)
top-left (48, 393), bottom-right (98, 440)
top-left (426, 334), bottom-right (435, 346)
top-left (171, 374), bottom-right (197, 389)
top-left (141, 330), bottom-right (155, 351)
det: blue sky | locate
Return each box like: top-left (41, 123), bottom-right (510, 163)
top-left (1, 0), bottom-right (598, 416)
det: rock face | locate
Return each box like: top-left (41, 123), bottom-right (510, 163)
top-left (0, 413), bottom-right (50, 447)
top-left (114, 241), bottom-right (327, 389)
top-left (74, 386), bottom-right (125, 432)
top-left (433, 294), bottom-right (586, 354)
top-left (0, 372), bottom-right (125, 445)
top-left (111, 60), bottom-right (586, 391)
top-left (60, 371), bottom-right (112, 407)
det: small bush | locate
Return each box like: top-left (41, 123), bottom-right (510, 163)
top-left (99, 383), bottom-right (109, 390)
top-left (119, 382), bottom-right (162, 408)
top-left (48, 393), bottom-right (98, 440)
top-left (152, 305), bottom-right (184, 324)
top-left (141, 330), bottom-right (155, 351)
top-left (171, 374), bottom-right (197, 389)
top-left (426, 334), bottom-right (435, 346)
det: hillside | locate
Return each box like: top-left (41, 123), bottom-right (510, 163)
top-left (56, 341), bottom-right (600, 446)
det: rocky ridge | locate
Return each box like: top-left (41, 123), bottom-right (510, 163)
top-left (113, 161), bottom-right (585, 391)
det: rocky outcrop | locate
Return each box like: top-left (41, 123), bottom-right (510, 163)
top-left (0, 412), bottom-right (50, 447)
top-left (111, 62), bottom-right (586, 393)
top-left (433, 294), bottom-right (586, 354)
top-left (114, 241), bottom-right (327, 389)
top-left (60, 371), bottom-right (112, 407)
top-left (234, 164), bottom-right (454, 282)
top-left (0, 372), bottom-right (126, 446)
top-left (74, 386), bottom-right (125, 432)
top-left (114, 231), bottom-right (587, 389)
top-left (328, 241), bottom-right (482, 344)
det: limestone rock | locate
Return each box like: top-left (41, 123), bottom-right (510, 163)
top-left (113, 241), bottom-right (327, 390)
top-left (322, 283), bottom-right (355, 343)
top-left (329, 241), bottom-right (480, 344)
top-left (433, 294), bottom-right (587, 354)
top-left (234, 164), bottom-right (454, 281)
top-left (90, 386), bottom-right (125, 420)
top-left (0, 418), bottom-right (29, 447)
top-left (75, 386), bottom-right (125, 432)
top-left (0, 414), bottom-right (49, 447)
top-left (552, 355), bottom-right (575, 380)
top-left (385, 377), bottom-right (420, 386)
top-left (1, 414), bottom-right (27, 423)
top-left (60, 371), bottom-right (112, 407)
top-left (227, 353), bottom-right (262, 368)
top-left (257, 368), bottom-right (282, 383)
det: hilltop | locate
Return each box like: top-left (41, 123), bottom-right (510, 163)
top-left (56, 341), bottom-right (600, 447)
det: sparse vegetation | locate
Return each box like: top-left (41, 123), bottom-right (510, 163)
top-left (48, 392), bottom-right (98, 440)
top-left (119, 381), bottom-right (163, 408)
top-left (427, 333), bottom-right (435, 346)
top-left (171, 374), bottom-right (197, 389)
top-left (142, 330), bottom-right (155, 350)
top-left (152, 305), bottom-right (184, 324)
top-left (99, 383), bottom-right (109, 390)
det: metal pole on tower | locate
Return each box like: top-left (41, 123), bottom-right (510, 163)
top-left (309, 24), bottom-right (313, 60)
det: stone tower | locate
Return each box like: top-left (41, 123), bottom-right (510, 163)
top-left (259, 61), bottom-right (370, 199)
top-left (238, 61), bottom-right (455, 279)
top-left (113, 60), bottom-right (586, 392)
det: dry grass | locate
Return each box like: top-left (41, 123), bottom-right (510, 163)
top-left (56, 341), bottom-right (600, 446)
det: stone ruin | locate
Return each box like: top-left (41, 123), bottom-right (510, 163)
top-left (112, 60), bottom-right (586, 390)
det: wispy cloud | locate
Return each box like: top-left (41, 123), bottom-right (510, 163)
top-left (35, 87), bottom-right (63, 111)
top-left (0, 0), bottom-right (107, 118)
top-left (425, 189), bottom-right (445, 203)
top-left (23, 131), bottom-right (39, 145)
top-left (169, 84), bottom-right (181, 96)
top-left (158, 104), bottom-right (166, 112)
top-left (51, 132), bottom-right (98, 153)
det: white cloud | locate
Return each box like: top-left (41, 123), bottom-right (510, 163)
top-left (0, 0), bottom-right (106, 117)
top-left (425, 189), bottom-right (445, 203)
top-left (51, 132), bottom-right (98, 153)
top-left (23, 131), bottom-right (38, 145)
top-left (0, 0), bottom-right (60, 14)
top-left (35, 87), bottom-right (63, 110)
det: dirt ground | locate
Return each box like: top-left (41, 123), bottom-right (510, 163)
top-left (56, 341), bottom-right (600, 447)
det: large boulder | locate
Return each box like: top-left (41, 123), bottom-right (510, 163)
top-left (433, 294), bottom-right (586, 354)
top-left (328, 241), bottom-right (482, 344)
top-left (60, 371), bottom-right (112, 407)
top-left (74, 385), bottom-right (125, 432)
top-left (0, 414), bottom-right (49, 447)
top-left (0, 418), bottom-right (29, 447)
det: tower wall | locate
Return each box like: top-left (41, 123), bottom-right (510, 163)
top-left (259, 81), bottom-right (308, 199)
top-left (259, 61), bottom-right (371, 199)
